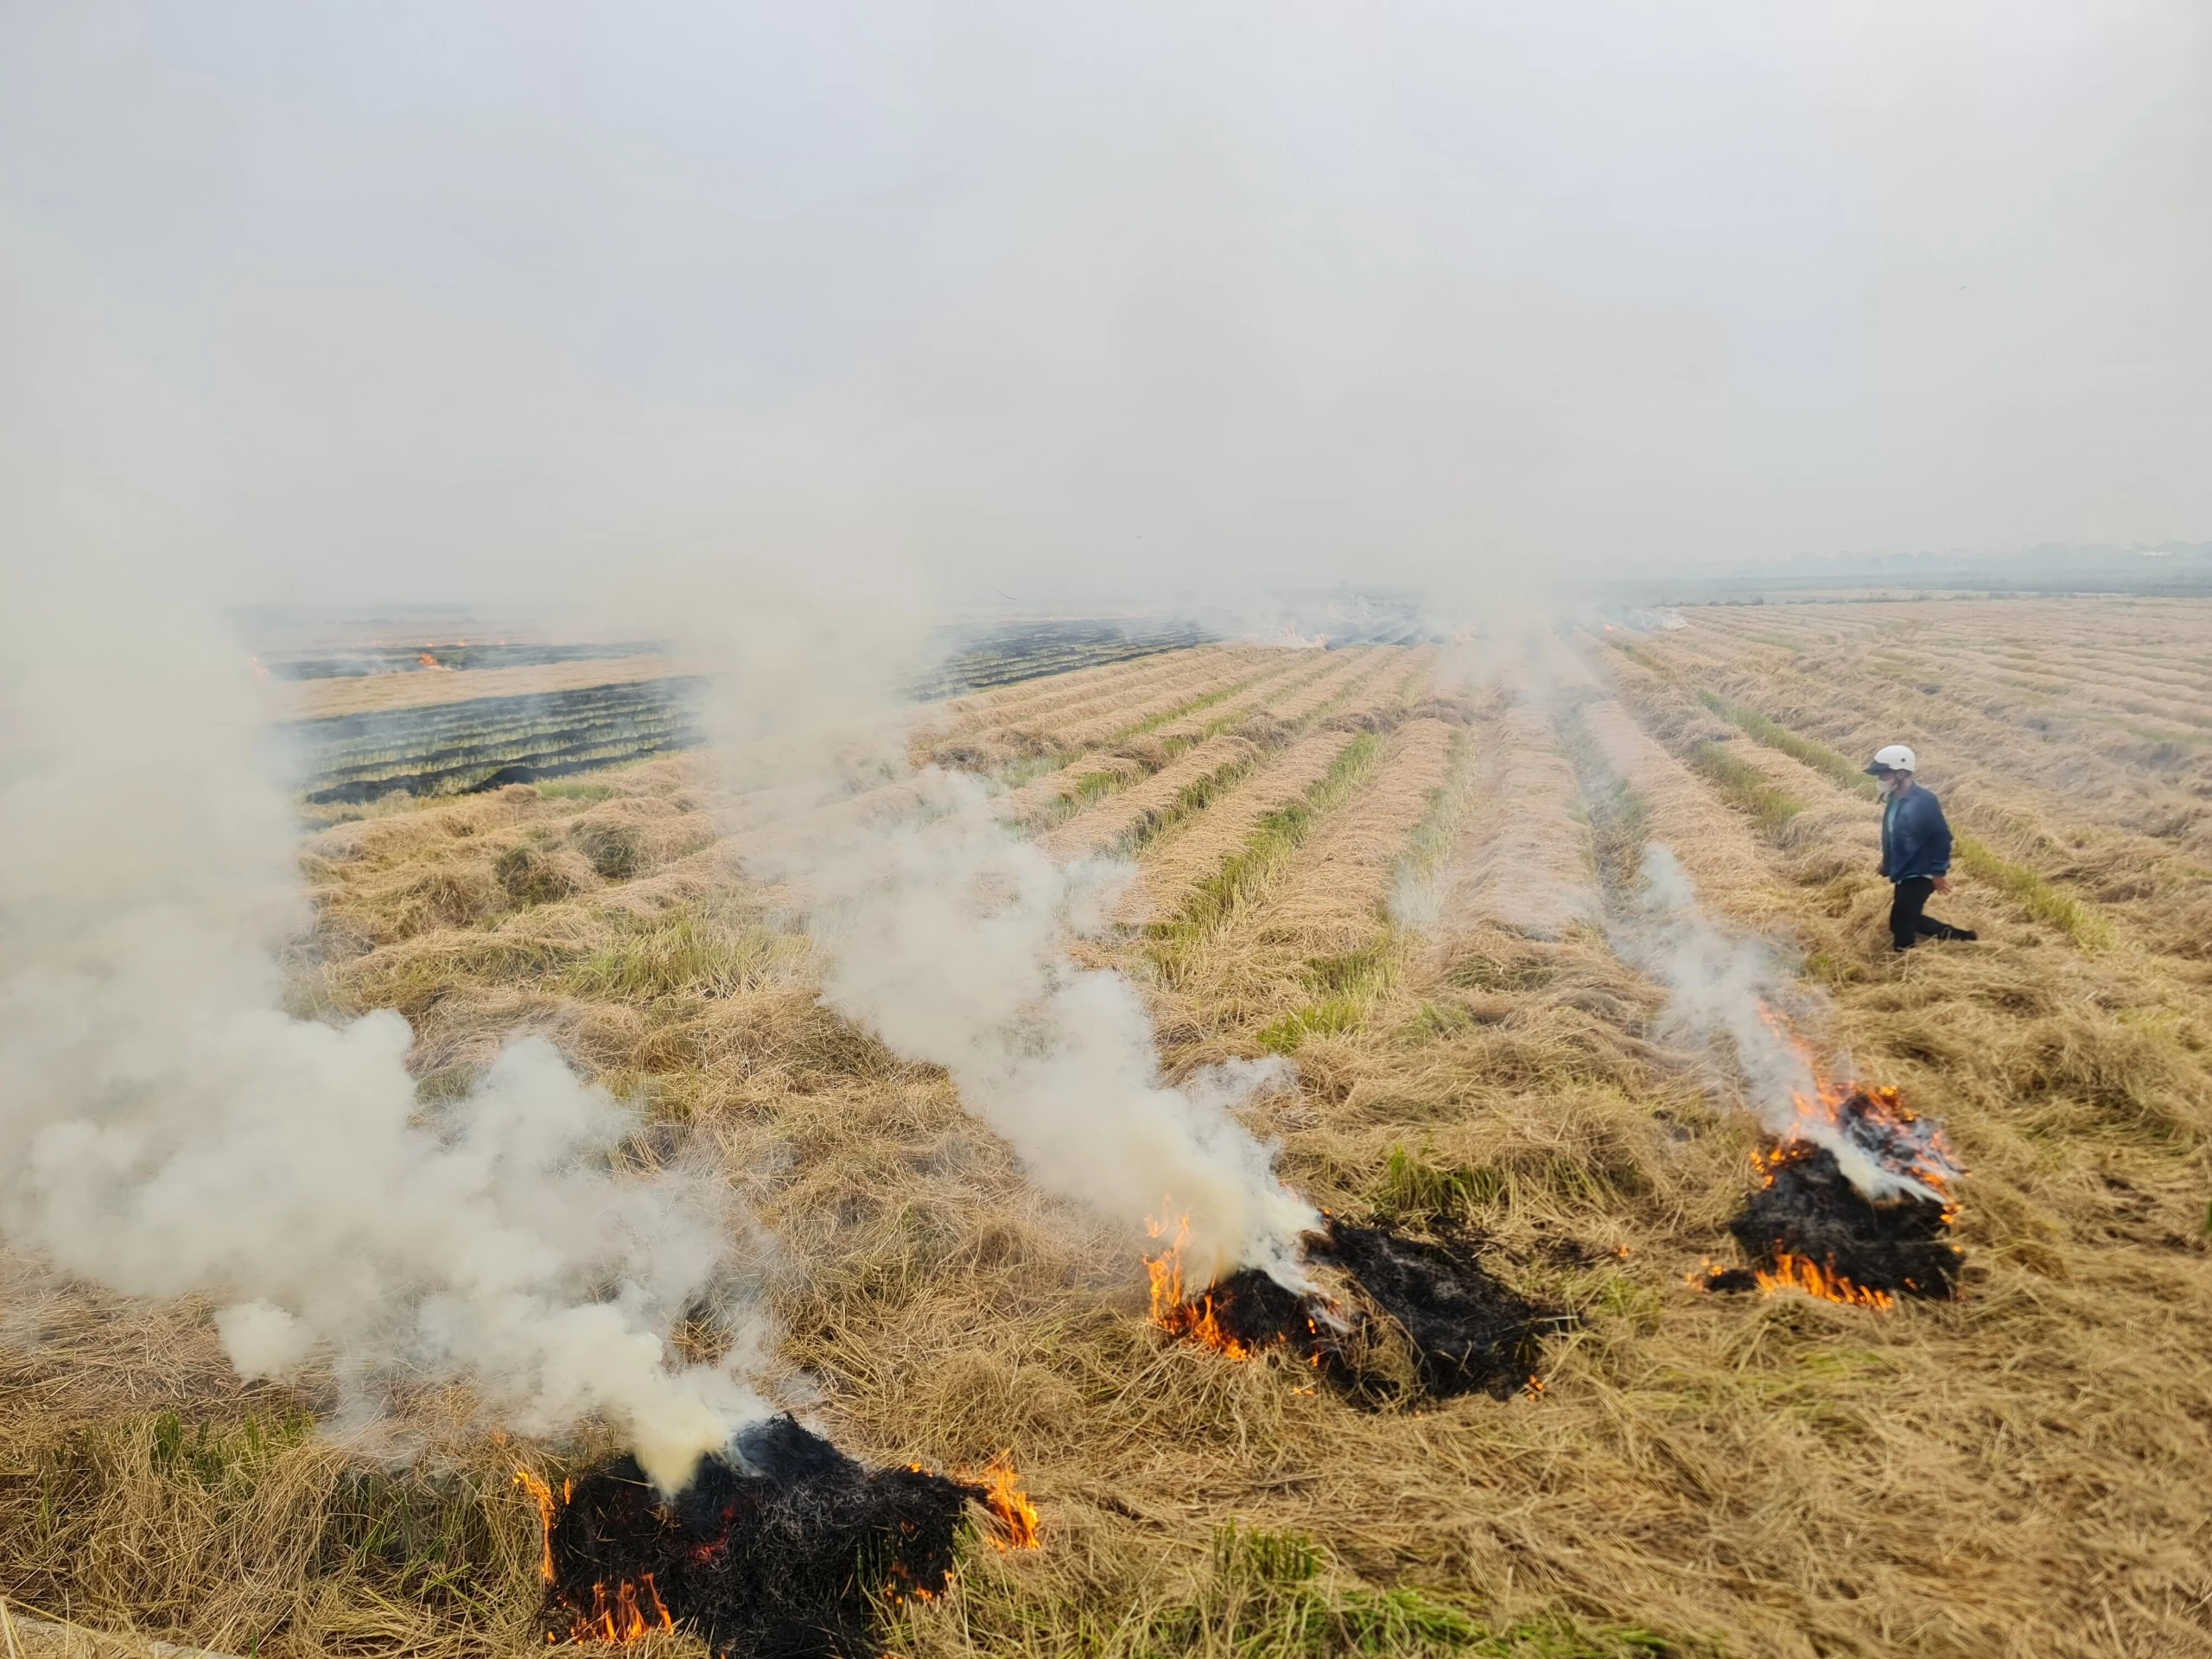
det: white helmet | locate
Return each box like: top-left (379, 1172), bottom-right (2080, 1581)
top-left (1866, 743), bottom-right (1916, 776)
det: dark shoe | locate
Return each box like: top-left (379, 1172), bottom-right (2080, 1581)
top-left (1955, 930), bottom-right (1978, 942)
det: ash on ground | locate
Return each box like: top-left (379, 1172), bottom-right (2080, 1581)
top-left (1313, 1220), bottom-right (1574, 1399)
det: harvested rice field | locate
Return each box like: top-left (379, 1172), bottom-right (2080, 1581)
top-left (284, 620), bottom-right (1213, 806)
top-left (7, 601), bottom-right (2212, 1659)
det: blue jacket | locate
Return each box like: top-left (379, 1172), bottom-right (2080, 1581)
top-left (1882, 785), bottom-right (1953, 882)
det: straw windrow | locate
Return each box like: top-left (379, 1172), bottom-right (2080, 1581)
top-left (10, 632), bottom-right (2212, 1659)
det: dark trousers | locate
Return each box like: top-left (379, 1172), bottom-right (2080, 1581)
top-left (1890, 876), bottom-right (1973, 950)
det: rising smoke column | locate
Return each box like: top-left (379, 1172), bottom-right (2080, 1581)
top-left (0, 573), bottom-right (765, 1493)
top-left (1629, 846), bottom-right (1934, 1202)
top-left (698, 597), bottom-right (1318, 1288)
top-left (804, 769), bottom-right (1315, 1285)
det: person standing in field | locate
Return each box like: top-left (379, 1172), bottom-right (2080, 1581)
top-left (1867, 744), bottom-right (1977, 952)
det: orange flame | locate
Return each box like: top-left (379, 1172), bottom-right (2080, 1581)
top-left (1751, 1001), bottom-right (1960, 1211)
top-left (417, 651), bottom-right (452, 670)
top-left (571, 1575), bottom-right (674, 1643)
top-left (518, 1469), bottom-right (670, 1644)
top-left (1725, 1002), bottom-right (1964, 1310)
top-left (885, 1562), bottom-right (938, 1607)
top-left (977, 1453), bottom-right (1040, 1552)
top-left (514, 1470), bottom-right (557, 1584)
top-left (1144, 1217), bottom-right (1255, 1359)
top-left (1753, 1252), bottom-right (1896, 1311)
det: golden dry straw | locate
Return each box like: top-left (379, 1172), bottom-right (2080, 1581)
top-left (7, 611), bottom-right (2212, 1659)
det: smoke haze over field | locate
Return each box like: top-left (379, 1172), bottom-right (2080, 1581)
top-left (3, 1), bottom-right (2208, 613)
top-left (692, 597), bottom-right (1319, 1288)
top-left (0, 575), bottom-right (770, 1492)
top-left (0, 0), bottom-right (2202, 1457)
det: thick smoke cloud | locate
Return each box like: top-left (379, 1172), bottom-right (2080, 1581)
top-left (692, 596), bottom-right (1318, 1287)
top-left (0, 571), bottom-right (765, 1492)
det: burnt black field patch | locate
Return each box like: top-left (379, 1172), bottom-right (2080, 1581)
top-left (1151, 1221), bottom-right (1573, 1403)
top-left (1710, 1141), bottom-right (1963, 1304)
top-left (1313, 1220), bottom-right (1575, 1399)
top-left (537, 1416), bottom-right (977, 1659)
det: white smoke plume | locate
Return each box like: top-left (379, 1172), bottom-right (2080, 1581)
top-left (1630, 846), bottom-right (1928, 1202)
top-left (802, 771), bottom-right (1314, 1286)
top-left (0, 570), bottom-right (766, 1493)
top-left (694, 597), bottom-right (1318, 1289)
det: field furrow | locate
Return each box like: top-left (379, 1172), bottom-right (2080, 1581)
top-left (966, 650), bottom-right (1246, 747)
top-left (938, 640), bottom-right (1220, 730)
top-left (1611, 626), bottom-right (2212, 862)
top-left (1115, 728), bottom-right (1361, 925)
top-left (25, 600), bottom-right (2212, 1659)
top-left (1142, 651), bottom-right (1343, 747)
top-left (1602, 649), bottom-right (2152, 951)
top-left (1256, 648), bottom-right (1383, 724)
top-left (1572, 695), bottom-right (1796, 933)
top-left (1042, 734), bottom-right (1258, 860)
top-left (1252, 717), bottom-right (1459, 956)
top-left (925, 647), bottom-right (1232, 760)
top-left (1437, 697), bottom-right (1595, 940)
top-left (993, 753), bottom-right (1147, 830)
top-left (1044, 655), bottom-right (1287, 751)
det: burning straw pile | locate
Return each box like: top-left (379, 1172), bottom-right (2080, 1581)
top-left (1147, 1216), bottom-right (1573, 1402)
top-left (1704, 1080), bottom-right (1964, 1309)
top-left (518, 1416), bottom-right (1036, 1659)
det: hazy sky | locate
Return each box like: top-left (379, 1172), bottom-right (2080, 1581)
top-left (3, 2), bottom-right (2207, 608)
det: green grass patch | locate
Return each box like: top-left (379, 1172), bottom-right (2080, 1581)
top-left (1552, 704), bottom-right (1649, 898)
top-left (996, 751), bottom-right (1075, 789)
top-left (1303, 658), bottom-right (1398, 728)
top-left (1376, 1146), bottom-right (1499, 1218)
top-left (1408, 999), bottom-right (1474, 1038)
top-left (912, 1518), bottom-right (1681, 1657)
top-left (1954, 836), bottom-right (2115, 948)
top-left (563, 902), bottom-right (804, 1001)
top-left (1395, 727), bottom-right (1480, 885)
top-left (315, 1465), bottom-right (520, 1611)
top-left (534, 779), bottom-right (618, 804)
top-left (1109, 678), bottom-right (1261, 745)
top-left (1257, 942), bottom-right (1404, 1053)
top-left (1256, 995), bottom-right (1366, 1054)
top-left (1160, 733), bottom-right (1387, 945)
top-left (1306, 941), bottom-right (1398, 1000)
top-left (149, 1409), bottom-right (317, 1488)
top-left (1120, 753), bottom-right (1265, 855)
top-left (1039, 763), bottom-right (1139, 827)
top-left (1694, 692), bottom-right (1878, 798)
top-left (1142, 1521), bottom-right (1671, 1656)
top-left (1609, 640), bottom-right (1669, 676)
top-left (1154, 1517), bottom-right (1482, 1653)
top-left (1684, 741), bottom-right (1808, 834)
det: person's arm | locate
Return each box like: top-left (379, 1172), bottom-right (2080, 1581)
top-left (1916, 792), bottom-right (1955, 889)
